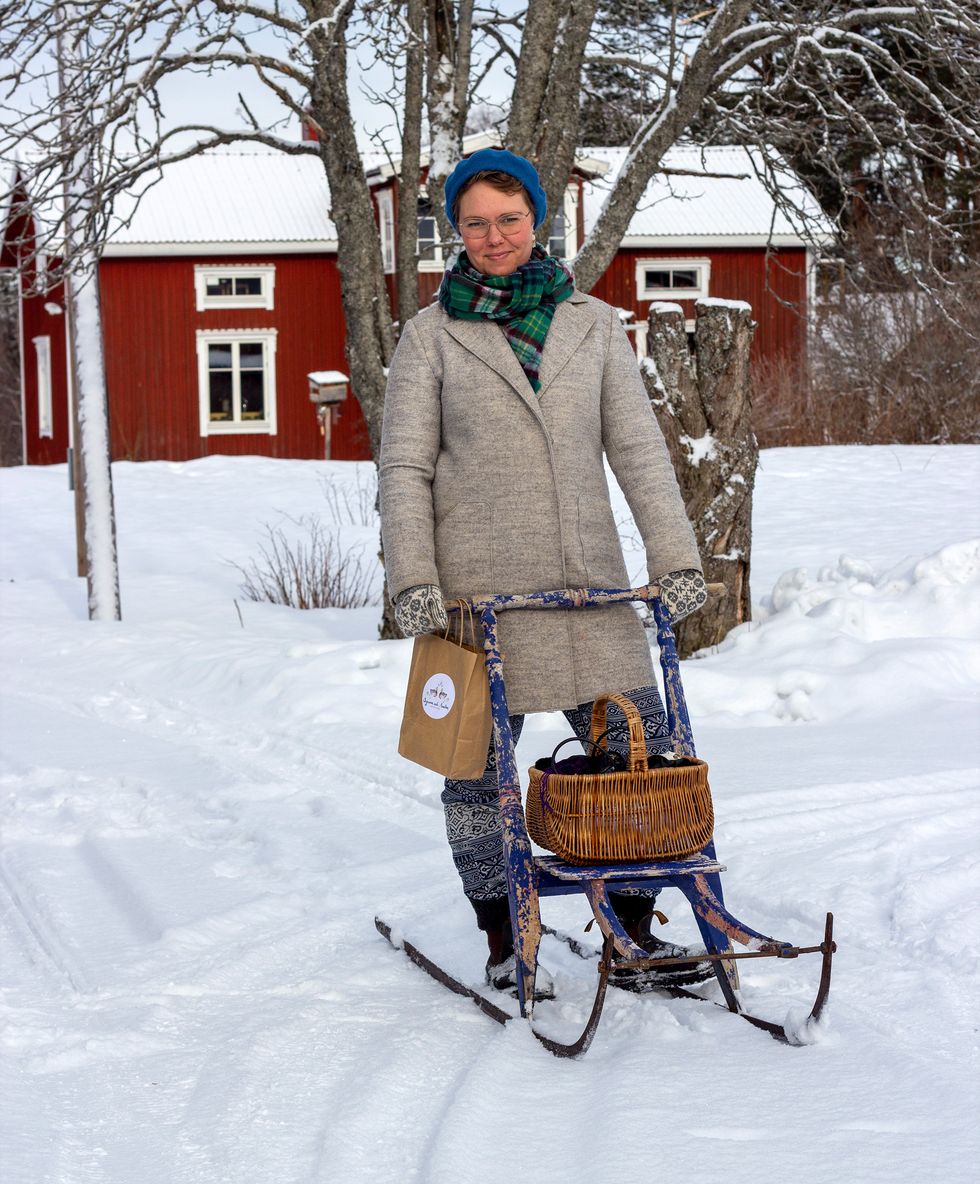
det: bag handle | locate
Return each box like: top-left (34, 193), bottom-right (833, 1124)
top-left (590, 693), bottom-right (648, 773)
top-left (444, 599), bottom-right (476, 647)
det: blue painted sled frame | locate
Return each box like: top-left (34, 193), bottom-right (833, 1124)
top-left (455, 584), bottom-right (835, 1045)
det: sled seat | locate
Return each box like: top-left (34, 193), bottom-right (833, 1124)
top-left (535, 852), bottom-right (724, 894)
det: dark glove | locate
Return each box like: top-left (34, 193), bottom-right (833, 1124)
top-left (658, 569), bottom-right (707, 624)
top-left (394, 583), bottom-right (449, 637)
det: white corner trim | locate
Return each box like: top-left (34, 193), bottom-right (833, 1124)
top-left (32, 335), bottom-right (53, 439)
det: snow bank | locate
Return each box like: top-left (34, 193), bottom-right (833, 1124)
top-left (1, 446), bottom-right (978, 1184)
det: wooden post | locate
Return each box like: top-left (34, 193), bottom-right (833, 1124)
top-left (642, 299), bottom-right (758, 657)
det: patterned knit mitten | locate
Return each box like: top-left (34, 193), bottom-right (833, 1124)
top-left (394, 583), bottom-right (449, 637)
top-left (658, 569), bottom-right (708, 624)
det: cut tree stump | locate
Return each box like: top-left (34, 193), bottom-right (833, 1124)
top-left (642, 299), bottom-right (758, 658)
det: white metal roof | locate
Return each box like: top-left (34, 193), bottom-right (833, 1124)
top-left (97, 141), bottom-right (828, 257)
top-left (105, 148), bottom-right (337, 255)
top-left (581, 144), bottom-right (830, 247)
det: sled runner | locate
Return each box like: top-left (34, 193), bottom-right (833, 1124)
top-left (377, 585), bottom-right (836, 1057)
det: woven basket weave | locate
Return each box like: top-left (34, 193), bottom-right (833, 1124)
top-left (526, 692), bottom-right (714, 864)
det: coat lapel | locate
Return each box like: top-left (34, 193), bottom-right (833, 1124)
top-left (441, 291), bottom-right (596, 415)
top-left (442, 317), bottom-right (540, 416)
top-left (536, 293), bottom-right (597, 398)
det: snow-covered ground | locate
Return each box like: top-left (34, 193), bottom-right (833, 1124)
top-left (1, 446), bottom-right (978, 1184)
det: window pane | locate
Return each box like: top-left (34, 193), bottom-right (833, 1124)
top-left (239, 342), bottom-right (264, 369)
top-left (671, 269), bottom-right (699, 289)
top-left (549, 211), bottom-right (566, 258)
top-left (209, 371), bottom-right (233, 420)
top-left (417, 215), bottom-right (437, 261)
top-left (646, 270), bottom-right (671, 289)
top-left (208, 342), bottom-right (233, 368)
top-left (234, 276), bottom-right (262, 295)
top-left (240, 371), bottom-right (265, 420)
top-left (206, 276), bottom-right (234, 296)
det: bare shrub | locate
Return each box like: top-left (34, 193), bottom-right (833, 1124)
top-left (754, 268), bottom-right (980, 447)
top-left (319, 466), bottom-right (378, 527)
top-left (234, 517), bottom-right (380, 610)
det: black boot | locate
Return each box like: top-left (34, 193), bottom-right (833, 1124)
top-left (470, 897), bottom-right (555, 1000)
top-left (607, 893), bottom-right (713, 991)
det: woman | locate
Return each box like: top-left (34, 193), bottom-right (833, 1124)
top-left (380, 148), bottom-right (710, 996)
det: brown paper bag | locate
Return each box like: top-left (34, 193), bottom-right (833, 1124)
top-left (398, 607), bottom-right (492, 779)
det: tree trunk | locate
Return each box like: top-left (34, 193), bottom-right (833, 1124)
top-left (530, 0), bottom-right (598, 248)
top-left (642, 300), bottom-right (757, 657)
top-left (425, 0), bottom-right (472, 247)
top-left (395, 0), bottom-right (425, 330)
top-left (57, 9), bottom-right (121, 621)
top-left (307, 4), bottom-right (394, 460)
top-left (66, 257), bottom-right (122, 621)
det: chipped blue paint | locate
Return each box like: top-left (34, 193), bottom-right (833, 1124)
top-left (536, 853), bottom-right (724, 884)
top-left (481, 606), bottom-right (541, 1016)
top-left (652, 597), bottom-right (695, 756)
top-left (583, 880), bottom-right (651, 959)
top-left (678, 873), bottom-right (793, 956)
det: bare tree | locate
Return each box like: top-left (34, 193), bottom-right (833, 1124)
top-left (3, 1), bottom-right (976, 638)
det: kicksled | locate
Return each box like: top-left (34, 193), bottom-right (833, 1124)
top-left (377, 585), bottom-right (836, 1057)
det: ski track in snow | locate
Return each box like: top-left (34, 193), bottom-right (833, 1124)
top-left (1, 447), bottom-right (979, 1183)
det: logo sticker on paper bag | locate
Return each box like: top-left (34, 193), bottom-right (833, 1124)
top-left (421, 673), bottom-right (455, 719)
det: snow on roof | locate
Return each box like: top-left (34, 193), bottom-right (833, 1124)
top-left (106, 149), bottom-right (337, 253)
top-left (582, 145), bottom-right (831, 245)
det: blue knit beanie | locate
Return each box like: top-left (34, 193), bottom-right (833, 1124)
top-left (443, 148), bottom-right (548, 231)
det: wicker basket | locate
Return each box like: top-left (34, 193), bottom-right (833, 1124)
top-left (526, 693), bottom-right (714, 864)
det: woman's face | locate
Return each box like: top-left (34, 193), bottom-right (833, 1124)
top-left (457, 180), bottom-right (536, 277)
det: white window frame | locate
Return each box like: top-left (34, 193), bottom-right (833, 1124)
top-left (33, 335), bottom-right (53, 438)
top-left (195, 328), bottom-right (278, 436)
top-left (635, 258), bottom-right (711, 302)
top-left (194, 264), bottom-right (276, 311)
top-left (377, 188), bottom-right (396, 274)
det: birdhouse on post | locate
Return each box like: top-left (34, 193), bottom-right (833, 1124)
top-left (308, 370), bottom-right (349, 459)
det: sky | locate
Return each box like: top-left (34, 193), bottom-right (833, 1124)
top-left (145, 9), bottom-right (516, 156)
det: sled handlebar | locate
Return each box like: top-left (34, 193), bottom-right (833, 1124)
top-left (449, 583), bottom-right (726, 615)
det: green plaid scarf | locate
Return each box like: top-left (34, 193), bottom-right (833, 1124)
top-left (438, 244), bottom-right (575, 392)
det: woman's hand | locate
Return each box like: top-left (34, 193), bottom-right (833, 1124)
top-left (658, 569), bottom-right (708, 623)
top-left (394, 584), bottom-right (450, 637)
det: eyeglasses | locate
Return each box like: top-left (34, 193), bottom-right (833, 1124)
top-left (458, 211), bottom-right (532, 238)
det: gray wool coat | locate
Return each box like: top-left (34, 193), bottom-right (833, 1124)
top-left (379, 290), bottom-right (702, 715)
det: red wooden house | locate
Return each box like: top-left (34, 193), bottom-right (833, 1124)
top-left (2, 172), bottom-right (72, 466)
top-left (5, 137), bottom-right (824, 466)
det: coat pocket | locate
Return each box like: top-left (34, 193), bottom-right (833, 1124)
top-left (491, 493), bottom-right (565, 595)
top-left (434, 500), bottom-right (490, 595)
top-left (577, 494), bottom-right (630, 588)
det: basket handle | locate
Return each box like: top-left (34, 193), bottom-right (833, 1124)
top-left (590, 693), bottom-right (648, 773)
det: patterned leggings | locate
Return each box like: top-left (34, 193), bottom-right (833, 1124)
top-left (441, 684), bottom-right (671, 903)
